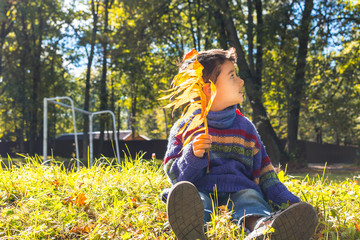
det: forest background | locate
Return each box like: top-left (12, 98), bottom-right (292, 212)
top-left (0, 0), bottom-right (359, 165)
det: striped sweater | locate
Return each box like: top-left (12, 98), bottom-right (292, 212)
top-left (164, 105), bottom-right (300, 206)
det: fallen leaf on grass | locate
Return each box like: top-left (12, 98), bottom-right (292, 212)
top-left (356, 223), bottom-right (360, 232)
top-left (70, 225), bottom-right (90, 234)
top-left (75, 193), bottom-right (87, 206)
top-left (156, 211), bottom-right (167, 221)
top-left (129, 197), bottom-right (139, 209)
top-left (50, 179), bottom-right (60, 188)
top-left (70, 223), bottom-right (97, 234)
top-left (62, 193), bottom-right (87, 207)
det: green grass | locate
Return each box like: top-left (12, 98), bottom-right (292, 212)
top-left (0, 154), bottom-right (359, 239)
top-left (288, 171), bottom-right (360, 182)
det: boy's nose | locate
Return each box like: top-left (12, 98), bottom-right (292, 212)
top-left (239, 77), bottom-right (244, 86)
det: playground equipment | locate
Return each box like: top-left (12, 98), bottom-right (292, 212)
top-left (43, 96), bottom-right (120, 168)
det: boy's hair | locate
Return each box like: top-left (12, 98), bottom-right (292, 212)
top-left (179, 48), bottom-right (237, 83)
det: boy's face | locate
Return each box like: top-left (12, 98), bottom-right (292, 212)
top-left (210, 60), bottom-right (244, 111)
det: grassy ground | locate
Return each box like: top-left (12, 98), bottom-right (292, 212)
top-left (0, 154), bottom-right (359, 239)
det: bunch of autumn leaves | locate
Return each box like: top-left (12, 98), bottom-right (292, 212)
top-left (160, 49), bottom-right (216, 172)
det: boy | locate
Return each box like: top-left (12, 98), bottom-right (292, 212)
top-left (163, 48), bottom-right (318, 240)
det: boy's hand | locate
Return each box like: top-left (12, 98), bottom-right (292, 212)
top-left (192, 134), bottom-right (212, 158)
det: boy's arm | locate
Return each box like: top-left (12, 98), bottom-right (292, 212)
top-left (255, 140), bottom-right (300, 206)
top-left (163, 121), bottom-right (208, 184)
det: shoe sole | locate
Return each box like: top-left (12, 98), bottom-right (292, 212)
top-left (166, 181), bottom-right (206, 240)
top-left (268, 202), bottom-right (318, 240)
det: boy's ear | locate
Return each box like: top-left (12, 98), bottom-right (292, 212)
top-left (203, 83), bottom-right (211, 97)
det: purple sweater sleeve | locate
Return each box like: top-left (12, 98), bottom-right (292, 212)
top-left (163, 121), bottom-right (208, 184)
top-left (255, 136), bottom-right (301, 206)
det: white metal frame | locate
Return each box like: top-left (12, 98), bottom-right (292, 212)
top-left (43, 96), bottom-right (120, 167)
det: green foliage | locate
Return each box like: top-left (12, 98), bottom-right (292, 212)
top-left (0, 0), bottom-right (359, 153)
top-left (260, 0), bottom-right (360, 146)
top-left (0, 155), bottom-right (359, 239)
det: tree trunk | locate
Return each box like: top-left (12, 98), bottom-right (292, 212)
top-left (195, 0), bottom-right (201, 51)
top-left (110, 71), bottom-right (115, 141)
top-left (254, 0), bottom-right (263, 90)
top-left (29, 6), bottom-right (44, 155)
top-left (187, 0), bottom-right (197, 49)
top-left (247, 0), bottom-right (255, 76)
top-left (213, 10), bottom-right (228, 49)
top-left (99, 0), bottom-right (111, 154)
top-left (0, 1), bottom-right (14, 77)
top-left (18, 7), bottom-right (30, 153)
top-left (83, 0), bottom-right (99, 159)
top-left (131, 93), bottom-right (137, 140)
top-left (215, 0), bottom-right (288, 165)
top-left (0, 39), bottom-right (3, 77)
top-left (117, 105), bottom-right (121, 140)
top-left (163, 108), bottom-right (168, 139)
top-left (287, 0), bottom-right (313, 162)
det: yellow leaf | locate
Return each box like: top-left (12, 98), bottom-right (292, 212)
top-left (160, 49), bottom-right (216, 151)
top-left (278, 170), bottom-right (285, 183)
top-left (182, 127), bottom-right (206, 147)
top-left (204, 80), bottom-right (217, 117)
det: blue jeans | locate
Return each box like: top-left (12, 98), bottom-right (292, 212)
top-left (199, 188), bottom-right (273, 225)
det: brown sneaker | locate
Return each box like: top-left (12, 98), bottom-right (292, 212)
top-left (245, 202), bottom-right (318, 240)
top-left (166, 181), bottom-right (206, 240)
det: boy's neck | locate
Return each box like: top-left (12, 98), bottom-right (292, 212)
top-left (210, 103), bottom-right (230, 112)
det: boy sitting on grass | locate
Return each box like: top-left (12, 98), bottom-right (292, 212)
top-left (162, 48), bottom-right (318, 240)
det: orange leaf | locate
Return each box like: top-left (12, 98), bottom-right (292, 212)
top-left (69, 226), bottom-right (82, 234)
top-left (51, 179), bottom-right (60, 187)
top-left (82, 226), bottom-right (91, 233)
top-left (218, 205), bottom-right (228, 211)
top-left (157, 212), bottom-right (168, 221)
top-left (75, 193), bottom-right (87, 207)
top-left (69, 224), bottom-right (93, 234)
top-left (200, 91), bottom-right (207, 118)
top-left (356, 223), bottom-right (360, 232)
top-left (183, 49), bottom-right (198, 61)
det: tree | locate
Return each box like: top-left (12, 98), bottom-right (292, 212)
top-left (287, 0), bottom-right (314, 161)
top-left (98, 0), bottom-right (114, 152)
top-left (213, 0), bottom-right (289, 165)
top-left (83, 0), bottom-right (100, 158)
top-left (0, 0), bottom-right (15, 78)
top-left (0, 0), bottom-right (72, 154)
